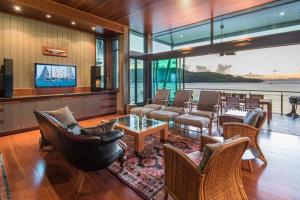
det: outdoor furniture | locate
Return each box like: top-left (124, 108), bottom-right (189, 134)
top-left (218, 109), bottom-right (268, 170)
top-left (220, 97), bottom-right (272, 124)
top-left (249, 94), bottom-right (264, 100)
top-left (112, 115), bottom-right (168, 154)
top-left (174, 91), bottom-right (220, 134)
top-left (232, 93), bottom-right (247, 100)
top-left (225, 96), bottom-right (240, 111)
top-left (287, 96), bottom-right (299, 119)
top-left (244, 98), bottom-right (260, 111)
top-left (149, 90), bottom-right (192, 124)
top-left (130, 89), bottom-right (170, 116)
top-left (163, 135), bottom-right (249, 200)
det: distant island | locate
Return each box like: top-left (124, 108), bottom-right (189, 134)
top-left (184, 70), bottom-right (264, 83)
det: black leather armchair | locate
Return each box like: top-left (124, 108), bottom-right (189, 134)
top-left (34, 110), bottom-right (126, 171)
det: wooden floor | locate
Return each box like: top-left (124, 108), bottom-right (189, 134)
top-left (0, 114), bottom-right (300, 200)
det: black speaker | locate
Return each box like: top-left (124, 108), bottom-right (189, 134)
top-left (0, 58), bottom-right (13, 98)
top-left (91, 66), bottom-right (102, 91)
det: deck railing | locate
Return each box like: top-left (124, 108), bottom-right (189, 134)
top-left (184, 87), bottom-right (300, 115)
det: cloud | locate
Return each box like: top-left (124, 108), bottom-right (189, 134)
top-left (216, 64), bottom-right (232, 74)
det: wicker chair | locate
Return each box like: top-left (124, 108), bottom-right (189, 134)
top-left (130, 89), bottom-right (170, 116)
top-left (163, 135), bottom-right (250, 200)
top-left (218, 110), bottom-right (268, 167)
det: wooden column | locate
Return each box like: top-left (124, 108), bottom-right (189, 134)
top-left (117, 27), bottom-right (130, 114)
top-left (144, 33), bottom-right (153, 102)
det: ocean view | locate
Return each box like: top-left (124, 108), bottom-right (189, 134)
top-left (185, 80), bottom-right (300, 114)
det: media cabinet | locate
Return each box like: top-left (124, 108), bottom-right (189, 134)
top-left (0, 90), bottom-right (117, 136)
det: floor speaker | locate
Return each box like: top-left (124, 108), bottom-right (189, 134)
top-left (1, 58), bottom-right (13, 98)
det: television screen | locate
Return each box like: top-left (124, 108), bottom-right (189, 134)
top-left (35, 63), bottom-right (76, 88)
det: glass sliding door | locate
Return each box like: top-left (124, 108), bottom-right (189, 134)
top-left (152, 58), bottom-right (183, 100)
top-left (129, 58), bottom-right (145, 104)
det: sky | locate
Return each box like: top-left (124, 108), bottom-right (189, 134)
top-left (185, 44), bottom-right (300, 79)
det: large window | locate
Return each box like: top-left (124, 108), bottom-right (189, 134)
top-left (130, 31), bottom-right (144, 53)
top-left (184, 44), bottom-right (300, 114)
top-left (112, 39), bottom-right (119, 89)
top-left (96, 38), bottom-right (105, 88)
top-left (152, 58), bottom-right (183, 100)
top-left (130, 58), bottom-right (145, 104)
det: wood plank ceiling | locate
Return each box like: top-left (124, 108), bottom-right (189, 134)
top-left (50, 0), bottom-right (276, 34)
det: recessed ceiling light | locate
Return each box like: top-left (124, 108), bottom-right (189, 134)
top-left (280, 12), bottom-right (285, 16)
top-left (14, 5), bottom-right (21, 12)
top-left (180, 34), bottom-right (183, 38)
top-left (92, 27), bottom-right (96, 31)
top-left (46, 14), bottom-right (51, 19)
top-left (71, 21), bottom-right (76, 25)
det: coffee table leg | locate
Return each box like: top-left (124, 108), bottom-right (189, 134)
top-left (134, 136), bottom-right (144, 155)
top-left (160, 126), bottom-right (169, 142)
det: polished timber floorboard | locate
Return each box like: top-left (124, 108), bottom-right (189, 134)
top-left (0, 114), bottom-right (300, 200)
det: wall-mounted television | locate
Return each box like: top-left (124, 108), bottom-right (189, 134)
top-left (35, 63), bottom-right (77, 88)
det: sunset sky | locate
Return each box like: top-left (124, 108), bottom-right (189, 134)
top-left (185, 44), bottom-right (300, 79)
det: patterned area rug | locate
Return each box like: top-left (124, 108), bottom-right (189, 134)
top-left (107, 134), bottom-right (199, 200)
top-left (0, 153), bottom-right (11, 200)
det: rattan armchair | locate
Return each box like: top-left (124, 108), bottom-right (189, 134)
top-left (223, 122), bottom-right (267, 165)
top-left (163, 135), bottom-right (250, 200)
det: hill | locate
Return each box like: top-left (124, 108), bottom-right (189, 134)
top-left (184, 71), bottom-right (264, 83)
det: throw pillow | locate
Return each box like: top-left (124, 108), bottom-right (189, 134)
top-left (81, 120), bottom-right (116, 136)
top-left (199, 142), bottom-right (222, 172)
top-left (199, 135), bottom-right (241, 172)
top-left (45, 107), bottom-right (77, 127)
top-left (243, 111), bottom-right (259, 127)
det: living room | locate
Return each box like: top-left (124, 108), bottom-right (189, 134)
top-left (0, 0), bottom-right (300, 200)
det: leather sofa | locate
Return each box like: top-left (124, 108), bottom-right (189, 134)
top-left (34, 110), bottom-right (126, 171)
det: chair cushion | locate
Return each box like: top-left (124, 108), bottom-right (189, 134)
top-left (173, 90), bottom-right (192, 107)
top-left (150, 110), bottom-right (180, 120)
top-left (199, 142), bottom-right (223, 172)
top-left (187, 151), bottom-right (203, 166)
top-left (199, 135), bottom-right (241, 172)
top-left (175, 114), bottom-right (210, 127)
top-left (144, 104), bottom-right (162, 110)
top-left (130, 107), bottom-right (156, 116)
top-left (45, 106), bottom-right (77, 127)
top-left (243, 111), bottom-right (259, 127)
top-left (81, 121), bottom-right (116, 136)
top-left (190, 110), bottom-right (213, 118)
top-left (164, 106), bottom-right (183, 114)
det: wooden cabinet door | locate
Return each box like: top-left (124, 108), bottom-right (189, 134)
top-left (62, 96), bottom-right (84, 119)
top-left (3, 102), bottom-right (22, 132)
top-left (36, 99), bottom-right (62, 111)
top-left (83, 95), bottom-right (100, 117)
top-left (20, 101), bottom-right (38, 129)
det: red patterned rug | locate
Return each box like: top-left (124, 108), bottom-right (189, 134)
top-left (0, 153), bottom-right (11, 200)
top-left (107, 134), bottom-right (199, 200)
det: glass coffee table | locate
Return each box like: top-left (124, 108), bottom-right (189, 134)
top-left (113, 115), bottom-right (169, 154)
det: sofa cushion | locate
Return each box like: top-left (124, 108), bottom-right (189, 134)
top-left (164, 106), bottom-right (183, 114)
top-left (243, 111), bottom-right (259, 127)
top-left (81, 121), bottom-right (116, 136)
top-left (130, 107), bottom-right (156, 116)
top-left (45, 107), bottom-right (77, 127)
top-left (144, 104), bottom-right (162, 110)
